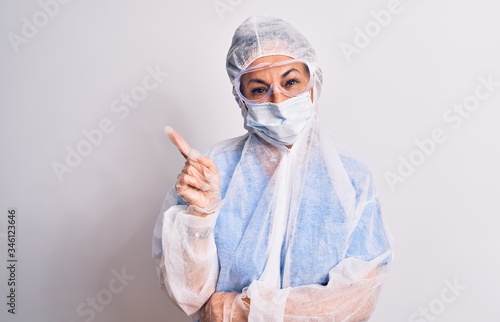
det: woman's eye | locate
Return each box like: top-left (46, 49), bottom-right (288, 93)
top-left (285, 78), bottom-right (300, 87)
top-left (251, 87), bottom-right (267, 96)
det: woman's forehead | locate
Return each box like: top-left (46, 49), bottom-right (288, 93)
top-left (242, 58), bottom-right (309, 79)
top-left (248, 55), bottom-right (294, 67)
top-left (242, 65), bottom-right (306, 81)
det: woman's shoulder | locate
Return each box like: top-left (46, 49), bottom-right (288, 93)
top-left (338, 153), bottom-right (374, 194)
top-left (319, 126), bottom-right (373, 191)
top-left (206, 134), bottom-right (249, 172)
top-left (207, 134), bottom-right (248, 159)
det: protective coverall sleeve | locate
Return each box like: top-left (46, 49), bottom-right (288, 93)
top-left (244, 255), bottom-right (389, 321)
top-left (154, 204), bottom-right (219, 316)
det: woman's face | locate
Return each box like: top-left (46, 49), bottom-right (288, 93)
top-left (239, 55), bottom-right (313, 105)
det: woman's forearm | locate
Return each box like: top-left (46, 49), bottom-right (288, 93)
top-left (158, 205), bottom-right (219, 316)
top-left (244, 260), bottom-right (389, 321)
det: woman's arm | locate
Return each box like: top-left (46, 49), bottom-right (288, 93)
top-left (153, 128), bottom-right (223, 316)
top-left (155, 205), bottom-right (219, 316)
top-left (276, 263), bottom-right (386, 321)
top-left (200, 255), bottom-right (390, 321)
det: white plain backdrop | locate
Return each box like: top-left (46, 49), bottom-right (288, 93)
top-left (1, 0), bottom-right (499, 321)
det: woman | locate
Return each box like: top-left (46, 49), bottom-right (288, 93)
top-left (153, 15), bottom-right (393, 321)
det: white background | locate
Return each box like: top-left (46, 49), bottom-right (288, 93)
top-left (1, 0), bottom-right (499, 321)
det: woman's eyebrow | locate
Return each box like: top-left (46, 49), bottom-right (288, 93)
top-left (281, 68), bottom-right (300, 78)
top-left (246, 78), bottom-right (268, 86)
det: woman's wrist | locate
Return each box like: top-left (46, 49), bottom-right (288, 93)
top-left (188, 202), bottom-right (220, 217)
top-left (187, 206), bottom-right (211, 218)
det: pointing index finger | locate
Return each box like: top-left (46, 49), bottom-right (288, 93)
top-left (164, 126), bottom-right (191, 159)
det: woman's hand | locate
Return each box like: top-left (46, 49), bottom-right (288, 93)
top-left (165, 126), bottom-right (221, 217)
top-left (177, 153), bottom-right (221, 216)
top-left (200, 292), bottom-right (249, 321)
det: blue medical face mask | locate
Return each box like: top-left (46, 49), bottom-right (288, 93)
top-left (245, 91), bottom-right (314, 146)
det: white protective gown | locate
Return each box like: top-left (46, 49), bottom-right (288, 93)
top-left (152, 15), bottom-right (393, 321)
